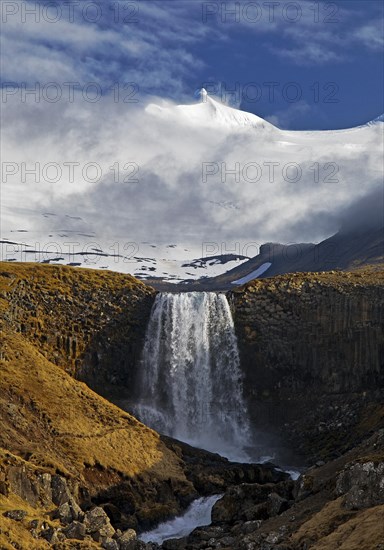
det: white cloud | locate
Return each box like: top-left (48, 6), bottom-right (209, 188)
top-left (1, 93), bottom-right (382, 250)
top-left (265, 101), bottom-right (312, 128)
top-left (0, 0), bottom-right (209, 98)
top-left (270, 42), bottom-right (343, 65)
top-left (354, 21), bottom-right (384, 50)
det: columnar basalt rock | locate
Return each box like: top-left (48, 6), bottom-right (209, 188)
top-left (229, 268), bottom-right (384, 461)
top-left (0, 263), bottom-right (157, 393)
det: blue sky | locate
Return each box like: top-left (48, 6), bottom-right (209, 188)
top-left (1, 0), bottom-right (383, 129)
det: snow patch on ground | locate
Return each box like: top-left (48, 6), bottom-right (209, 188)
top-left (231, 262), bottom-right (272, 284)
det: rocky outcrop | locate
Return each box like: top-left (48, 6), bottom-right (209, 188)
top-left (335, 460), bottom-right (384, 510)
top-left (211, 481), bottom-right (293, 523)
top-left (162, 436), bottom-right (288, 494)
top-left (229, 267), bottom-right (384, 462)
top-left (0, 451), bottom-right (153, 548)
top-left (175, 429), bottom-right (384, 550)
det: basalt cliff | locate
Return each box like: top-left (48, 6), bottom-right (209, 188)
top-left (230, 267), bottom-right (384, 463)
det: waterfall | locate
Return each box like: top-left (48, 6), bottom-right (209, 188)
top-left (135, 292), bottom-right (251, 461)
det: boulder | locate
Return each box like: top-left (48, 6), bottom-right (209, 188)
top-left (62, 520), bottom-right (86, 540)
top-left (102, 538), bottom-right (119, 550)
top-left (335, 461), bottom-right (384, 509)
top-left (51, 475), bottom-right (72, 506)
top-left (41, 523), bottom-right (65, 543)
top-left (266, 492), bottom-right (289, 516)
top-left (117, 528), bottom-right (137, 549)
top-left (212, 482), bottom-right (291, 523)
top-left (55, 502), bottom-right (72, 525)
top-left (84, 506), bottom-right (115, 541)
top-left (3, 509), bottom-right (27, 521)
top-left (53, 497), bottom-right (83, 525)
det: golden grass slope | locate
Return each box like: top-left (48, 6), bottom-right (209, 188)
top-left (0, 325), bottom-right (194, 545)
top-left (0, 327), bottom-right (185, 481)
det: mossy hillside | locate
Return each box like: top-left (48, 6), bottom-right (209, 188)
top-left (294, 502), bottom-right (384, 550)
top-left (0, 325), bottom-right (196, 541)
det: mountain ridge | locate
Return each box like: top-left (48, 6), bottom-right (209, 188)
top-left (144, 224), bottom-right (384, 291)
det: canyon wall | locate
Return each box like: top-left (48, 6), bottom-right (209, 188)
top-left (1, 262), bottom-right (383, 465)
top-left (2, 263), bottom-right (384, 550)
top-left (229, 267), bottom-right (384, 462)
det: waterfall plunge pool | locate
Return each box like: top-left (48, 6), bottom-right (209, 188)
top-left (133, 291), bottom-right (301, 544)
top-left (138, 468), bottom-right (301, 545)
top-left (138, 467), bottom-right (301, 545)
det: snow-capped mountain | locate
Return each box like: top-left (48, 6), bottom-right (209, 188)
top-left (146, 88), bottom-right (276, 130)
top-left (1, 90), bottom-right (382, 283)
top-left (365, 113), bottom-right (384, 126)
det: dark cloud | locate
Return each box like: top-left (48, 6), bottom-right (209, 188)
top-left (339, 187), bottom-right (384, 234)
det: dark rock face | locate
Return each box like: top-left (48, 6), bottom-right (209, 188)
top-left (336, 461), bottom-right (384, 509)
top-left (51, 474), bottom-right (72, 506)
top-left (211, 482), bottom-right (293, 524)
top-left (7, 465), bottom-right (39, 506)
top-left (162, 435), bottom-right (289, 494)
top-left (84, 506), bottom-right (116, 541)
top-left (62, 520), bottom-right (86, 540)
top-left (118, 528), bottom-right (138, 549)
top-left (53, 498), bottom-right (84, 524)
top-left (229, 269), bottom-right (384, 462)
